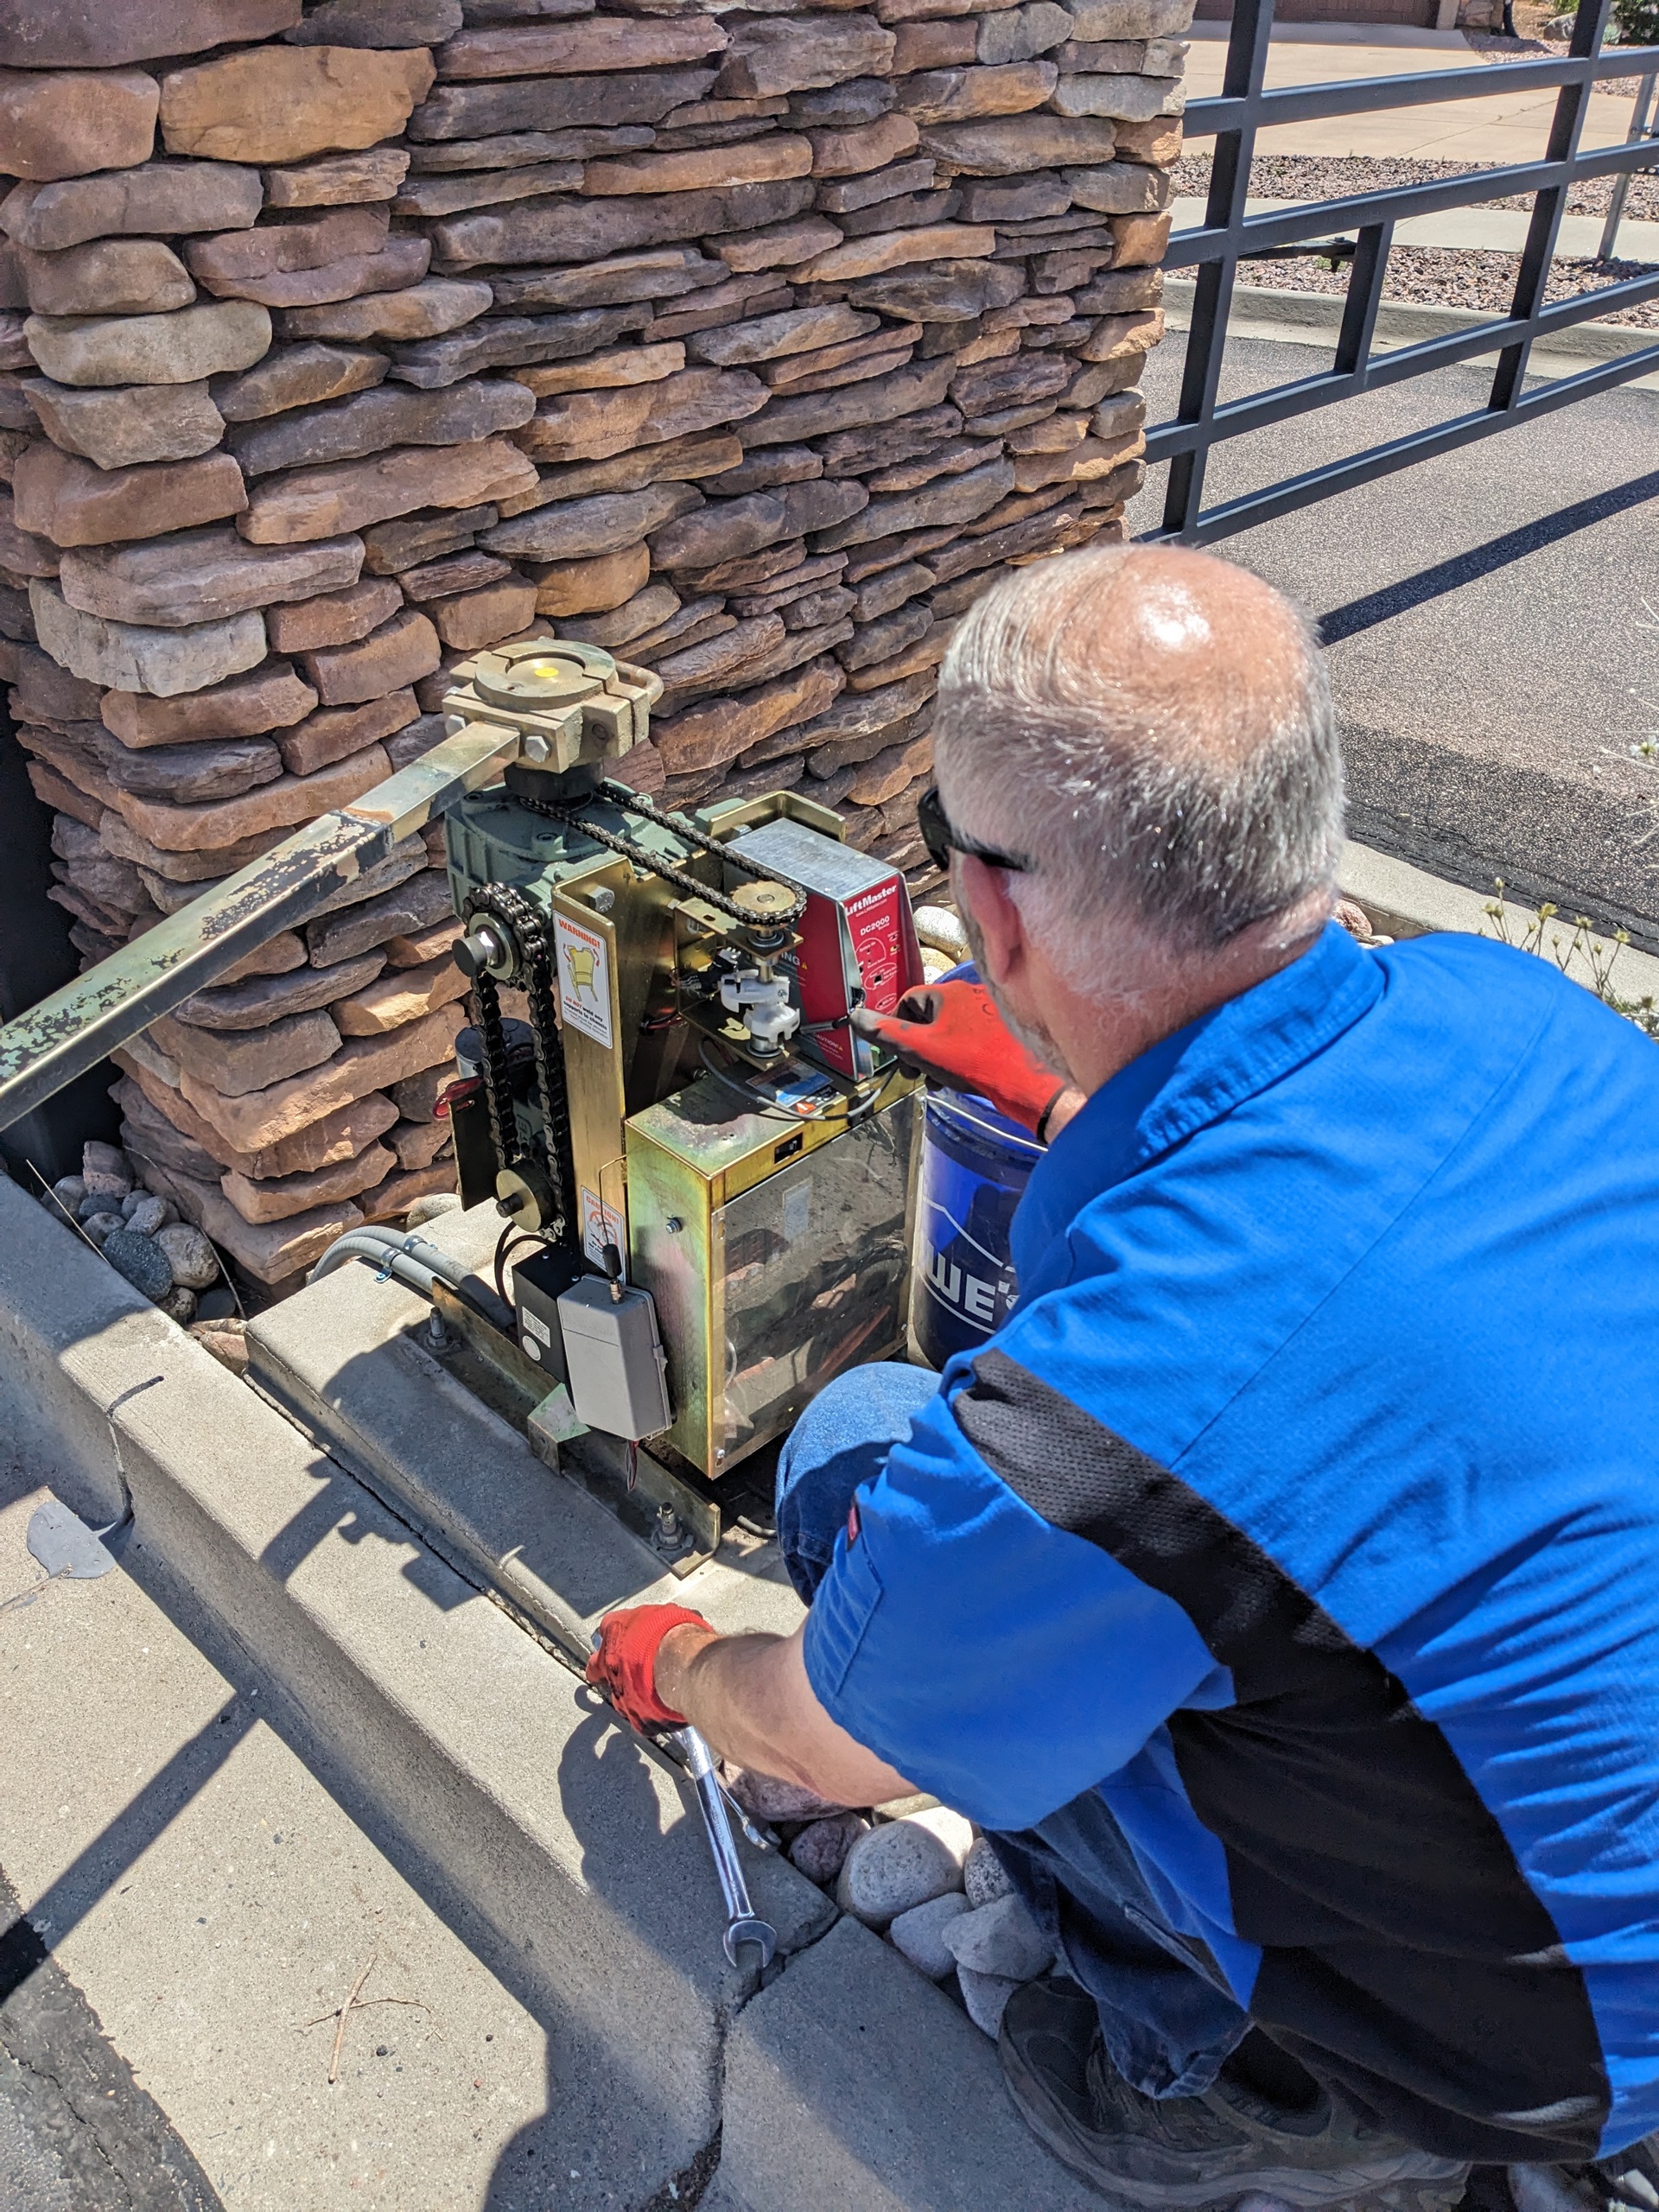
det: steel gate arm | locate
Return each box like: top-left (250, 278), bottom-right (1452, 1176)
top-left (0, 719), bottom-right (520, 1137)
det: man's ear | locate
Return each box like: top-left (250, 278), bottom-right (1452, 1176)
top-left (957, 854), bottom-right (1027, 988)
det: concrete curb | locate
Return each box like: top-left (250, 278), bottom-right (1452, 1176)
top-left (1340, 836), bottom-right (1659, 1003)
top-left (1166, 276), bottom-right (1659, 379)
top-left (0, 1174), bottom-right (832, 2201)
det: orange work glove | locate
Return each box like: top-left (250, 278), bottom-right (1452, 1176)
top-left (587, 1603), bottom-right (713, 1731)
top-left (853, 980), bottom-right (1066, 1136)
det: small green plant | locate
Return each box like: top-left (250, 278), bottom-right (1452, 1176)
top-left (1482, 879), bottom-right (1659, 1039)
top-left (1611, 0), bottom-right (1659, 45)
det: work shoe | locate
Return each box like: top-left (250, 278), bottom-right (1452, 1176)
top-left (1505, 2133), bottom-right (1659, 2212)
top-left (998, 1977), bottom-right (1471, 2212)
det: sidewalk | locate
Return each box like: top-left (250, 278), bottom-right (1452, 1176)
top-left (1169, 194), bottom-right (1659, 257)
top-left (1183, 23), bottom-right (1645, 161)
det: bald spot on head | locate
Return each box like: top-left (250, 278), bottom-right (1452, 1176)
top-left (1010, 544), bottom-right (1315, 775)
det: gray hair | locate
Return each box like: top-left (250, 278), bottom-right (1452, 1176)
top-left (932, 544), bottom-right (1344, 963)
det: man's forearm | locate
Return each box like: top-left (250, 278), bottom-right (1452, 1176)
top-left (658, 1623), bottom-right (913, 1808)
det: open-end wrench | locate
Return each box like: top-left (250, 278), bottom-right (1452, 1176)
top-left (586, 1631), bottom-right (776, 1969)
top-left (677, 1725), bottom-right (778, 1972)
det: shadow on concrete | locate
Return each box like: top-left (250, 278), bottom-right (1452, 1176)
top-left (1319, 465), bottom-right (1659, 645)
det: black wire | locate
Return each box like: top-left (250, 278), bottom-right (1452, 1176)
top-left (493, 1224), bottom-right (547, 1315)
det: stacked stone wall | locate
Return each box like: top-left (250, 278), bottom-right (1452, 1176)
top-left (0, 0), bottom-right (1182, 1293)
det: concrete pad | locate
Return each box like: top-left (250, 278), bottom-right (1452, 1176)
top-left (244, 1198), bottom-right (808, 1650)
top-left (1179, 34), bottom-right (1640, 160)
top-left (0, 1175), bottom-right (832, 2202)
top-left (0, 1457), bottom-right (551, 2212)
top-left (709, 1916), bottom-right (1103, 2212)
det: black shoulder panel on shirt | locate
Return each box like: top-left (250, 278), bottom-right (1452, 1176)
top-left (953, 1347), bottom-right (1610, 2164)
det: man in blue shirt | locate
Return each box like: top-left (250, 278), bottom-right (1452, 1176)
top-left (589, 545), bottom-right (1659, 2212)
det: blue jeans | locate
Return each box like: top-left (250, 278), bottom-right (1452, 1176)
top-left (778, 1362), bottom-right (1252, 2100)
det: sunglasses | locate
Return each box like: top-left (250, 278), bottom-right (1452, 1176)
top-left (916, 785), bottom-right (1029, 875)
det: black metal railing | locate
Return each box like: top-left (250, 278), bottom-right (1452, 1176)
top-left (1142, 0), bottom-right (1659, 543)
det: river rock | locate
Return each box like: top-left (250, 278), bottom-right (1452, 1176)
top-left (122, 1192), bottom-right (173, 1236)
top-left (81, 1210), bottom-right (125, 1247)
top-left (0, 68), bottom-right (160, 184)
top-left (238, 436), bottom-right (537, 543)
top-left (51, 1175), bottom-right (86, 1211)
top-left (0, 162), bottom-right (263, 251)
top-left (723, 1767), bottom-right (849, 1823)
top-left (788, 1813), bottom-right (868, 1886)
top-left (29, 579), bottom-right (267, 696)
top-left (22, 375), bottom-right (226, 470)
top-left (835, 1807), bottom-right (973, 1928)
top-left (156, 1219), bottom-right (219, 1287)
top-left (102, 1228), bottom-right (175, 1301)
top-left (889, 1891), bottom-right (971, 1979)
top-left (18, 238), bottom-right (196, 318)
top-left (963, 1834), bottom-right (1016, 1906)
top-left (104, 661), bottom-right (318, 746)
top-left (158, 47), bottom-right (436, 164)
top-left (26, 300), bottom-right (271, 387)
top-left (57, 528), bottom-right (362, 628)
top-left (13, 443), bottom-right (246, 549)
top-left (957, 1964), bottom-right (1023, 2038)
top-left (942, 1891), bottom-right (1053, 1980)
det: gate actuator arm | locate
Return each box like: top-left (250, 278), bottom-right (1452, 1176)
top-left (0, 719), bottom-right (519, 1138)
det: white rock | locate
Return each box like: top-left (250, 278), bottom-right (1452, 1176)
top-left (836, 1806), bottom-right (974, 1929)
top-left (943, 1891), bottom-right (1053, 1981)
top-left (158, 1285), bottom-right (198, 1325)
top-left (888, 1891), bottom-right (970, 1980)
top-left (156, 1221), bottom-right (220, 1290)
top-left (957, 1963), bottom-right (1022, 2038)
top-left (963, 1834), bottom-right (1015, 1908)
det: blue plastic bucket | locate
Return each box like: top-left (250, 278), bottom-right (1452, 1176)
top-left (910, 963), bottom-right (1044, 1368)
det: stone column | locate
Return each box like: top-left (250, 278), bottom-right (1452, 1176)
top-left (0, 0), bottom-right (1182, 1297)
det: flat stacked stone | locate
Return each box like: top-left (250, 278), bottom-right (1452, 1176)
top-left (0, 0), bottom-right (1179, 1294)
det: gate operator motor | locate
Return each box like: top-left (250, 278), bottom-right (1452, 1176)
top-left (438, 633), bottom-right (925, 1496)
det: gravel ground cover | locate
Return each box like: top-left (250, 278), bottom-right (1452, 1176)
top-left (1222, 241), bottom-right (1659, 324)
top-left (1175, 154), bottom-right (1659, 223)
top-left (1173, 155), bottom-right (1659, 326)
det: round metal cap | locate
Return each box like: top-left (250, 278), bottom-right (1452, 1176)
top-left (472, 639), bottom-right (616, 714)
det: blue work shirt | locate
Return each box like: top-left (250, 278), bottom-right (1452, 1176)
top-left (803, 922), bottom-right (1659, 2162)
